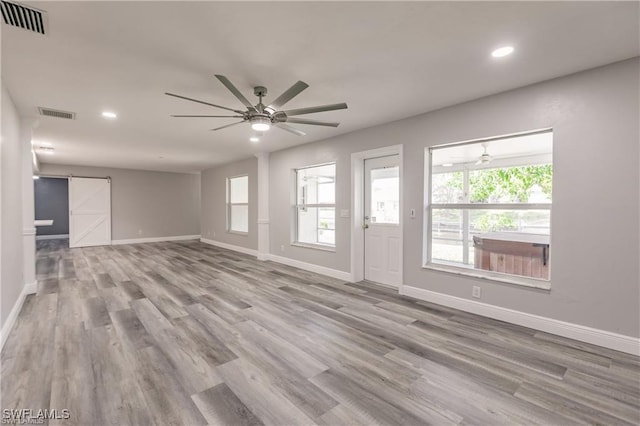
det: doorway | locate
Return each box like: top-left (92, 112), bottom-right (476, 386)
top-left (33, 175), bottom-right (112, 248)
top-left (364, 155), bottom-right (401, 286)
top-left (350, 145), bottom-right (403, 288)
top-left (34, 176), bottom-right (70, 241)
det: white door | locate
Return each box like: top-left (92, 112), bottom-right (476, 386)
top-left (364, 155), bottom-right (401, 287)
top-left (69, 177), bottom-right (111, 248)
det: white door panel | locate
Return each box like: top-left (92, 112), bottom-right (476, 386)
top-left (364, 155), bottom-right (401, 287)
top-left (388, 236), bottom-right (401, 273)
top-left (69, 177), bottom-right (111, 248)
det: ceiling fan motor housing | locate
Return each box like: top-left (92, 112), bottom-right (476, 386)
top-left (271, 111), bottom-right (287, 123)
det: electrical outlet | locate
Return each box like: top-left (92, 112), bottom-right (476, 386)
top-left (410, 208), bottom-right (416, 218)
top-left (280, 245), bottom-right (285, 252)
top-left (472, 286), bottom-right (481, 299)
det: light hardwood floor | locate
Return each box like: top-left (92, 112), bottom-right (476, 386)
top-left (1, 239), bottom-right (639, 425)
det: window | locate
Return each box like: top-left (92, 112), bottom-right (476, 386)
top-left (370, 166), bottom-right (400, 224)
top-left (295, 163), bottom-right (336, 247)
top-left (426, 130), bottom-right (553, 286)
top-left (227, 175), bottom-right (248, 233)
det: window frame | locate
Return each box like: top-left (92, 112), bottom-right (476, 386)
top-left (293, 162), bottom-right (337, 251)
top-left (424, 128), bottom-right (553, 290)
top-left (227, 174), bottom-right (249, 235)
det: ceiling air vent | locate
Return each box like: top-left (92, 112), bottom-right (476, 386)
top-left (38, 107), bottom-right (76, 120)
top-left (1, 1), bottom-right (46, 35)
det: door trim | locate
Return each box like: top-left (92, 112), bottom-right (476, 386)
top-left (350, 144), bottom-right (403, 286)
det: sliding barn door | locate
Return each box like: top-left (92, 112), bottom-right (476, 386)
top-left (69, 177), bottom-right (111, 248)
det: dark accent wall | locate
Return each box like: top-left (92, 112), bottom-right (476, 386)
top-left (34, 177), bottom-right (69, 236)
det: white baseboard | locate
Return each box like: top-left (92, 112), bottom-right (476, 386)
top-left (112, 235), bottom-right (201, 245)
top-left (24, 281), bottom-right (37, 295)
top-left (200, 238), bottom-right (258, 257)
top-left (199, 239), bottom-right (350, 282)
top-left (400, 285), bottom-right (640, 356)
top-left (266, 253), bottom-right (352, 282)
top-left (0, 282), bottom-right (37, 352)
top-left (36, 234), bottom-right (69, 241)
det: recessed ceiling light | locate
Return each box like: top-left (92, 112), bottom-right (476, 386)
top-left (102, 111), bottom-right (117, 119)
top-left (249, 137), bottom-right (260, 143)
top-left (491, 46), bottom-right (514, 58)
top-left (442, 163), bottom-right (453, 167)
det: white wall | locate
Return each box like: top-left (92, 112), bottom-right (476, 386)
top-left (1, 82), bottom-right (24, 328)
top-left (200, 157), bottom-right (258, 250)
top-left (268, 58), bottom-right (639, 338)
top-left (39, 164), bottom-right (201, 241)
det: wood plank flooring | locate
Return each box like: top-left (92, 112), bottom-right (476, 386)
top-left (1, 238), bottom-right (639, 425)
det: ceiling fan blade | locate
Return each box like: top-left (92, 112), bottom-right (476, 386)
top-left (283, 102), bottom-right (348, 116)
top-left (210, 121), bottom-right (246, 131)
top-left (165, 92), bottom-right (244, 114)
top-left (214, 75), bottom-right (257, 112)
top-left (171, 115), bottom-right (244, 118)
top-left (267, 81), bottom-right (309, 110)
top-left (275, 123), bottom-right (306, 136)
top-left (286, 117), bottom-right (339, 127)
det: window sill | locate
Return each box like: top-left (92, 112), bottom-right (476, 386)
top-left (291, 242), bottom-right (336, 253)
top-left (423, 262), bottom-right (551, 290)
top-left (227, 230), bottom-right (248, 236)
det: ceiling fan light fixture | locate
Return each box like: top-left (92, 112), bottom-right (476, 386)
top-left (251, 116), bottom-right (271, 132)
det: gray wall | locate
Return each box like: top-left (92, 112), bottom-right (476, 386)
top-left (200, 157), bottom-right (258, 250)
top-left (34, 177), bottom-right (69, 236)
top-left (269, 58), bottom-right (640, 337)
top-left (1, 83), bottom-right (24, 328)
top-left (39, 164), bottom-right (201, 241)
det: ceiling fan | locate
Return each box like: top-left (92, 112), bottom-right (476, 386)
top-left (165, 75), bottom-right (348, 136)
top-left (476, 144), bottom-right (493, 165)
top-left (443, 143), bottom-right (493, 166)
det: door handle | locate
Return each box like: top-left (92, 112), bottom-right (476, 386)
top-left (363, 223), bottom-right (369, 229)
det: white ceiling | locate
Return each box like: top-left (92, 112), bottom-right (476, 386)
top-left (2, 1), bottom-right (638, 173)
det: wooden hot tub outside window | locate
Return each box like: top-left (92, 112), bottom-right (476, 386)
top-left (473, 232), bottom-right (550, 280)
